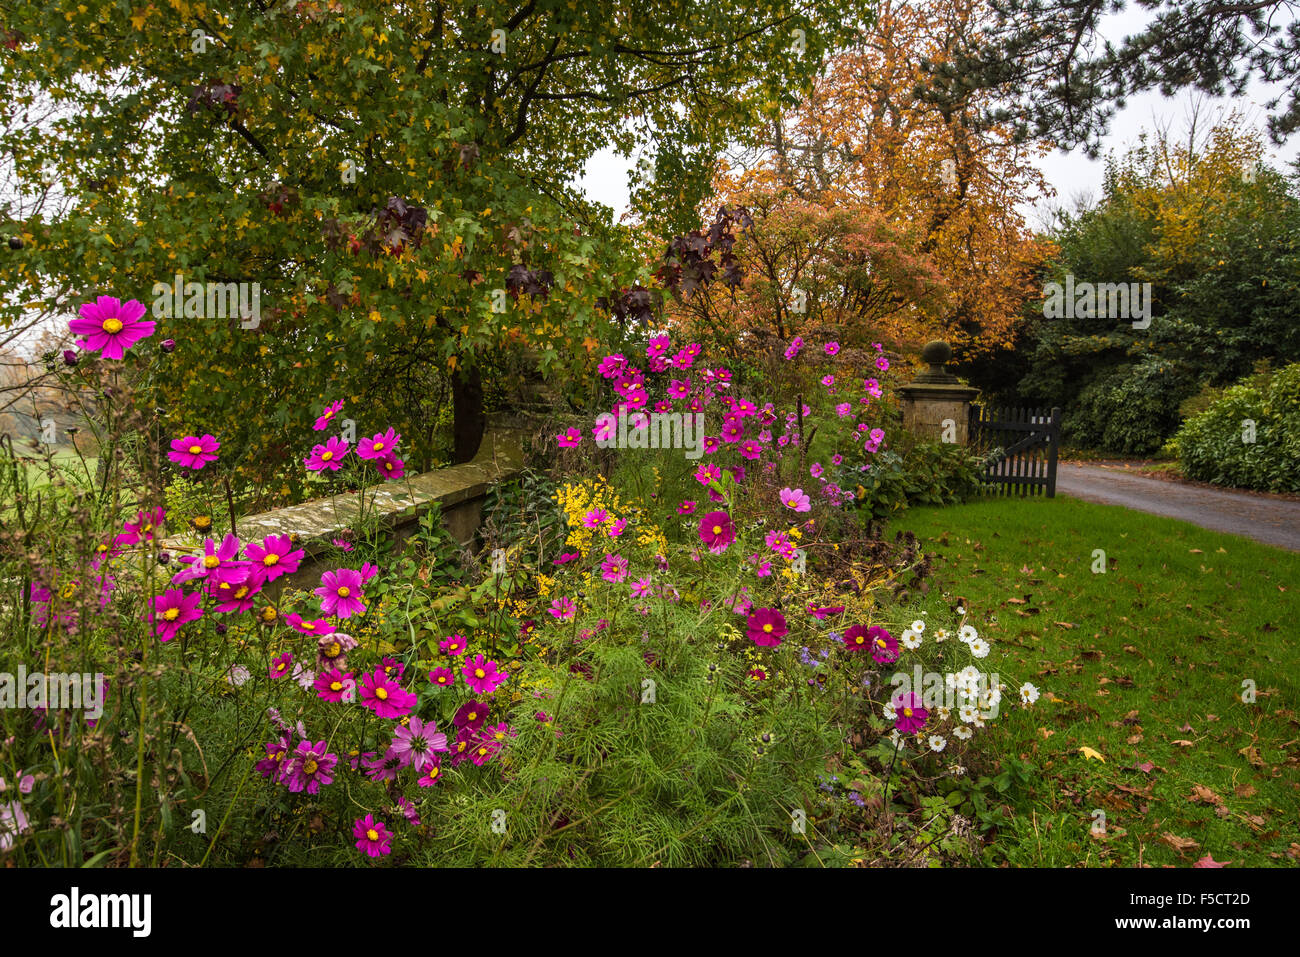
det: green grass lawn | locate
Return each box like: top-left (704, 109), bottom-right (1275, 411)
top-left (890, 496), bottom-right (1300, 867)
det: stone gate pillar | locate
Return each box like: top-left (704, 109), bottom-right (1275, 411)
top-left (896, 340), bottom-right (980, 445)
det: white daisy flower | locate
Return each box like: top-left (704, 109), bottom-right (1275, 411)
top-left (936, 706), bottom-right (951, 722)
top-left (959, 704), bottom-right (979, 724)
top-left (1019, 682), bottom-right (1040, 705)
top-left (887, 730), bottom-right (903, 748)
top-left (955, 605), bottom-right (966, 616)
top-left (944, 672), bottom-right (959, 691)
top-left (982, 688), bottom-right (1002, 710)
top-left (882, 701), bottom-right (898, 720)
top-left (969, 638), bottom-right (990, 658)
top-left (958, 665), bottom-right (982, 686)
top-left (929, 735), bottom-right (947, 752)
top-left (959, 624), bottom-right (978, 643)
top-left (953, 725), bottom-right (973, 740)
top-left (970, 711), bottom-right (987, 729)
top-left (902, 629), bottom-right (922, 650)
top-left (934, 627), bottom-right (949, 642)
top-left (949, 763), bottom-right (968, 775)
top-left (911, 619), bottom-right (925, 633)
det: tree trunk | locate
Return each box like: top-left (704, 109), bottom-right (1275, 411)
top-left (451, 364), bottom-right (485, 463)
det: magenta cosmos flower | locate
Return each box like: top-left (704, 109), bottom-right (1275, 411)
top-left (314, 668), bottom-right (355, 702)
top-left (375, 454), bottom-right (405, 480)
top-left (244, 533), bottom-right (304, 583)
top-left (359, 669), bottom-right (417, 719)
top-left (462, 654), bottom-right (507, 694)
top-left (172, 534), bottom-right (248, 585)
top-left (148, 588), bottom-right (202, 642)
top-left (893, 692), bottom-right (928, 733)
top-left (557, 428), bottom-right (581, 448)
top-left (698, 511), bottom-right (734, 554)
top-left (315, 568), bottom-right (366, 618)
top-left (285, 740), bottom-right (338, 795)
top-left (747, 607), bottom-right (788, 647)
top-left (286, 612), bottom-right (335, 637)
top-left (869, 626), bottom-right (899, 663)
top-left (353, 814), bottom-right (393, 857)
top-left (428, 666), bottom-right (455, 689)
top-left (600, 553), bottom-right (629, 583)
top-left (168, 433), bottom-right (220, 470)
top-left (548, 597), bottom-right (576, 620)
top-left (69, 296), bottom-right (154, 360)
top-left (269, 652), bottom-right (293, 680)
top-left (390, 716), bottom-right (449, 771)
top-left (439, 634), bottom-right (468, 656)
top-left (305, 436), bottom-right (349, 472)
top-left (357, 427), bottom-right (401, 460)
top-left (779, 487), bottom-right (812, 512)
top-left (314, 400), bottom-right (344, 431)
top-left (116, 506), bottom-right (166, 547)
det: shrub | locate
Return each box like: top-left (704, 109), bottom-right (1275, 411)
top-left (1065, 360), bottom-right (1196, 455)
top-left (1166, 362), bottom-right (1300, 491)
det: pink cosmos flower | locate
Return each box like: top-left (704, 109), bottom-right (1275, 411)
top-left (168, 433), bottom-right (220, 470)
top-left (116, 506), bottom-right (166, 547)
top-left (357, 427), bottom-right (401, 460)
top-left (390, 716), bottom-right (449, 771)
top-left (720, 417), bottom-right (745, 443)
top-left (285, 740), bottom-right (337, 795)
top-left (244, 534), bottom-right (304, 583)
top-left (418, 758), bottom-right (444, 787)
top-left (172, 533), bottom-right (248, 586)
top-left (893, 692), bottom-right (928, 733)
top-left (148, 588), bottom-right (202, 642)
top-left (313, 400), bottom-right (344, 431)
top-left (694, 463), bottom-right (721, 486)
top-left (558, 427), bottom-right (582, 448)
top-left (597, 354), bottom-right (626, 378)
top-left (739, 439), bottom-right (763, 460)
top-left (836, 402), bottom-right (852, 417)
top-left (375, 453), bottom-right (405, 480)
top-left (647, 334), bottom-right (671, 358)
top-left (779, 487), bottom-right (811, 512)
top-left (747, 607), bottom-right (788, 647)
top-left (607, 518), bottom-right (627, 538)
top-left (314, 669), bottom-right (355, 702)
top-left (69, 296), bottom-right (154, 360)
top-left (315, 567), bottom-right (366, 619)
top-left (593, 415), bottom-right (617, 441)
top-left (825, 341), bottom-right (840, 356)
top-left (549, 597), bottom-right (576, 620)
top-left (600, 553), bottom-right (629, 583)
top-left (631, 577), bottom-right (653, 599)
top-left (876, 355), bottom-right (890, 372)
top-left (808, 604), bottom-right (846, 621)
top-left (353, 814), bottom-right (393, 857)
top-left (462, 654), bottom-right (508, 694)
top-left (287, 613), bottom-right (335, 637)
top-left (677, 500), bottom-right (696, 514)
top-left (454, 700), bottom-right (490, 732)
top-left (359, 669), bottom-right (417, 719)
top-left (210, 574), bottom-right (261, 613)
top-left (305, 436), bottom-right (349, 471)
top-left (439, 634), bottom-right (468, 656)
top-left (698, 511), bottom-right (734, 554)
top-left (821, 374), bottom-right (835, 387)
top-left (269, 652), bottom-right (293, 680)
top-left (428, 666), bottom-right (455, 688)
top-left (582, 508), bottom-right (609, 529)
top-left (316, 632), bottom-right (358, 670)
top-left (869, 626), bottom-right (900, 663)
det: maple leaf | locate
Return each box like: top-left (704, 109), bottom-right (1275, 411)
top-left (1077, 746), bottom-right (1105, 763)
top-left (1192, 853), bottom-right (1228, 868)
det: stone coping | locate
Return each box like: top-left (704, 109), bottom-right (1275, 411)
top-left (161, 427), bottom-right (529, 559)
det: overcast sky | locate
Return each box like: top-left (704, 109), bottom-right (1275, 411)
top-left (574, 6), bottom-right (1300, 228)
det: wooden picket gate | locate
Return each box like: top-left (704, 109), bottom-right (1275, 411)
top-left (968, 406), bottom-right (1061, 497)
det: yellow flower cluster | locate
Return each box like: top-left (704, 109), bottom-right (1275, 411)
top-left (554, 476), bottom-right (668, 557)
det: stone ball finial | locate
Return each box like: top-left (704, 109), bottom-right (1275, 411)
top-left (921, 340), bottom-right (952, 367)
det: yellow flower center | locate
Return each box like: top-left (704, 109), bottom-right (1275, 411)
top-left (101, 317), bottom-right (124, 334)
top-left (330, 681), bottom-right (342, 692)
top-left (762, 623), bottom-right (773, 633)
top-left (234, 585), bottom-right (249, 599)
top-left (203, 555), bottom-right (220, 568)
top-left (303, 759), bottom-right (318, 774)
top-left (302, 621), bottom-right (316, 631)
top-left (467, 711), bottom-right (477, 722)
top-left (474, 668), bottom-right (485, 679)
top-left (903, 707), bottom-right (913, 718)
top-left (712, 525), bottom-right (722, 534)
top-left (478, 747), bottom-right (488, 756)
top-left (261, 608), bottom-right (277, 621)
top-left (163, 607), bottom-right (180, 621)
top-left (855, 636), bottom-right (864, 644)
top-left (372, 441), bottom-right (384, 451)
top-left (366, 828), bottom-right (378, 842)
top-left (186, 444), bottom-right (201, 455)
top-left (875, 638), bottom-right (886, 648)
top-left (326, 642), bottom-right (340, 657)
top-left (375, 687), bottom-right (388, 700)
top-left (263, 553), bottom-right (279, 566)
top-left (337, 586), bottom-right (350, 597)
top-left (321, 451), bottom-right (333, 461)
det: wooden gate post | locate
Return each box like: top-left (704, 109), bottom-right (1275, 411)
top-left (1046, 407), bottom-right (1061, 497)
